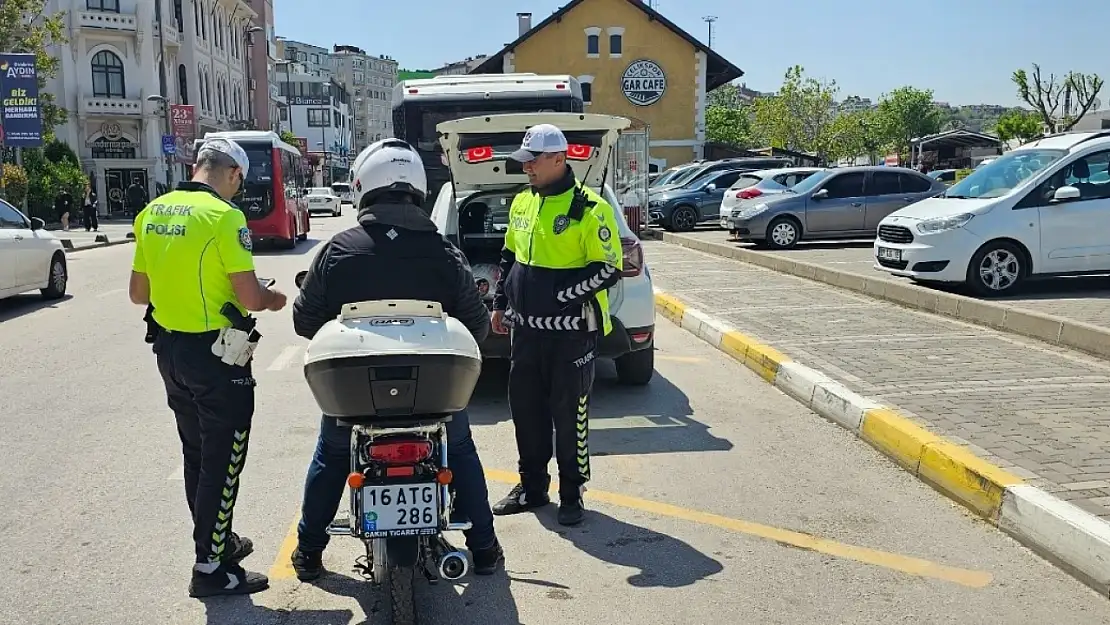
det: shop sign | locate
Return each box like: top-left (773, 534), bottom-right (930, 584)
top-left (289, 95), bottom-right (329, 106)
top-left (621, 60), bottom-right (666, 107)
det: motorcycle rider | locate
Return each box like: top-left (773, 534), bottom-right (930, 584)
top-left (290, 138), bottom-right (504, 580)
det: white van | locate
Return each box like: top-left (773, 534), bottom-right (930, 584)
top-left (874, 130), bottom-right (1110, 295)
top-left (430, 112), bottom-right (656, 386)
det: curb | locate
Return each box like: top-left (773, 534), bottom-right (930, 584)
top-left (655, 287), bottom-right (1110, 596)
top-left (643, 229), bottom-right (1110, 362)
top-left (61, 238), bottom-right (133, 253)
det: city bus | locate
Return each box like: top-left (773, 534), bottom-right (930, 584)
top-left (193, 130), bottom-right (311, 249)
top-left (392, 73), bottom-right (585, 211)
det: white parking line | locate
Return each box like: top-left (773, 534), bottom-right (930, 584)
top-left (266, 345), bottom-right (301, 371)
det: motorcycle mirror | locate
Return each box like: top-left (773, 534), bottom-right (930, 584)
top-left (295, 270), bottom-right (308, 289)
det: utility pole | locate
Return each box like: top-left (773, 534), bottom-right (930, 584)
top-left (702, 16), bottom-right (718, 49)
top-left (155, 0), bottom-right (173, 186)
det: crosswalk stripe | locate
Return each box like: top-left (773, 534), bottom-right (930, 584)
top-left (266, 345), bottom-right (301, 371)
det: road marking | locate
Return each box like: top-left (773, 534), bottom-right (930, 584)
top-left (655, 355), bottom-right (703, 363)
top-left (269, 516), bottom-right (302, 580)
top-left (484, 468), bottom-right (993, 588)
top-left (97, 288), bottom-right (125, 298)
top-left (266, 345), bottom-right (301, 371)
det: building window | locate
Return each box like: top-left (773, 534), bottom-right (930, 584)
top-left (607, 27), bottom-right (624, 57)
top-left (177, 63), bottom-right (188, 105)
top-left (203, 70), bottom-right (211, 111)
top-left (91, 50), bottom-right (126, 98)
top-left (174, 0), bottom-right (183, 30)
top-left (199, 2), bottom-right (207, 40)
top-left (308, 108), bottom-right (330, 127)
top-left (584, 27), bottom-right (601, 58)
top-left (86, 0), bottom-right (120, 11)
top-left (577, 75), bottom-right (594, 104)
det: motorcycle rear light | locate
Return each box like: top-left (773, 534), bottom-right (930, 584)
top-left (369, 440), bottom-right (433, 465)
top-left (620, 237), bottom-right (643, 277)
top-left (738, 188), bottom-right (762, 199)
top-left (385, 466), bottom-right (415, 477)
top-left (436, 468), bottom-right (453, 484)
top-left (630, 332), bottom-right (652, 344)
top-left (347, 472), bottom-right (365, 488)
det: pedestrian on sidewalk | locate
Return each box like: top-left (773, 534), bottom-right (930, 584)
top-left (54, 188), bottom-right (73, 231)
top-left (128, 137), bottom-right (287, 598)
top-left (490, 124), bottom-right (624, 526)
top-left (82, 182), bottom-right (99, 232)
top-left (126, 179), bottom-right (147, 218)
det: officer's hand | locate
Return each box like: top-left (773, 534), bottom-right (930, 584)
top-left (266, 289), bottom-right (288, 312)
top-left (491, 310), bottom-right (509, 335)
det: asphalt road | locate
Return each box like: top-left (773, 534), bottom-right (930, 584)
top-left (2, 207), bottom-right (1109, 625)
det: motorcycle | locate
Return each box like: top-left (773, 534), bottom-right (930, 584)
top-left (294, 271), bottom-right (479, 625)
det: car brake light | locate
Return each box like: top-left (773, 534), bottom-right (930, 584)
top-left (464, 146), bottom-right (494, 163)
top-left (368, 439), bottom-right (433, 465)
top-left (738, 188), bottom-right (762, 199)
top-left (620, 237), bottom-right (643, 277)
top-left (408, 88), bottom-right (418, 94)
top-left (556, 83), bottom-right (566, 89)
top-left (567, 144), bottom-right (593, 160)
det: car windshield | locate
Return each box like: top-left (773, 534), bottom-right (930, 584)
top-left (308, 187), bottom-right (332, 195)
top-left (788, 169), bottom-right (835, 195)
top-left (945, 150), bottom-right (1065, 198)
top-left (331, 183), bottom-right (350, 193)
top-left (754, 177), bottom-right (788, 191)
top-left (728, 174), bottom-right (763, 190)
top-left (651, 167), bottom-right (692, 187)
top-left (669, 166), bottom-right (712, 187)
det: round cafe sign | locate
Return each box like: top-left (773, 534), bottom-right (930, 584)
top-left (621, 59), bottom-right (666, 106)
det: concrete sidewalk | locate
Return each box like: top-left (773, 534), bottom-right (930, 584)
top-left (644, 239), bottom-right (1110, 592)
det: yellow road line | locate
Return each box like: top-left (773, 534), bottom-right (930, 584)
top-left (484, 468), bottom-right (992, 589)
top-left (269, 516), bottom-right (301, 580)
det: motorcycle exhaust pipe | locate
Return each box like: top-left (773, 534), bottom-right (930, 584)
top-left (437, 551), bottom-right (469, 581)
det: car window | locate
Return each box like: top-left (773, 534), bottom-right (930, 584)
top-left (712, 171), bottom-right (743, 188)
top-left (822, 172), bottom-right (865, 199)
top-left (0, 200), bottom-right (27, 228)
top-left (729, 174), bottom-right (761, 190)
top-left (900, 173), bottom-right (933, 193)
top-left (308, 187), bottom-right (331, 195)
top-left (938, 171), bottom-right (955, 182)
top-left (947, 149), bottom-right (1064, 199)
top-left (869, 171), bottom-right (902, 196)
top-left (1018, 149), bottom-right (1110, 208)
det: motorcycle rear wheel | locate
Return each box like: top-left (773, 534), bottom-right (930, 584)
top-left (386, 562), bottom-right (417, 625)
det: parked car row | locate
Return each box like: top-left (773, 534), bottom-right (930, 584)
top-left (647, 157), bottom-right (798, 231)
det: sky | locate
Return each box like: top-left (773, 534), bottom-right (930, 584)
top-left (274, 0), bottom-right (1109, 108)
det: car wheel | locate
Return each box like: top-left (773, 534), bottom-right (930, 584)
top-left (667, 205), bottom-right (698, 232)
top-left (966, 240), bottom-right (1026, 297)
top-left (765, 216), bottom-right (801, 249)
top-left (40, 253), bottom-right (67, 299)
top-left (615, 348), bottom-right (654, 386)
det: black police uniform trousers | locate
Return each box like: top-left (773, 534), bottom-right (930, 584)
top-left (154, 329), bottom-right (255, 564)
top-left (509, 328), bottom-right (597, 502)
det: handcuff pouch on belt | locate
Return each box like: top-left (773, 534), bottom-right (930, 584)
top-left (210, 302), bottom-right (262, 366)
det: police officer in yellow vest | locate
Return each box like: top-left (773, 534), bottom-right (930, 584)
top-left (490, 124), bottom-right (623, 526)
top-left (128, 137), bottom-right (287, 598)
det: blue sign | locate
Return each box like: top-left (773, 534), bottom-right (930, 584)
top-left (162, 135), bottom-right (176, 155)
top-left (0, 54), bottom-right (41, 147)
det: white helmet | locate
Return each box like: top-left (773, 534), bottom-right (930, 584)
top-left (350, 138), bottom-right (427, 207)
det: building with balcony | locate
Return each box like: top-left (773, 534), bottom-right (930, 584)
top-left (279, 72), bottom-right (353, 185)
top-left (329, 45), bottom-right (397, 153)
top-left (247, 0), bottom-right (276, 130)
top-left (45, 0), bottom-right (255, 215)
top-left (276, 37), bottom-right (332, 78)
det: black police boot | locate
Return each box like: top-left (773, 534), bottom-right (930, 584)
top-left (228, 533), bottom-right (254, 563)
top-left (557, 488), bottom-right (585, 526)
top-left (188, 562), bottom-right (269, 598)
top-left (291, 548), bottom-right (324, 582)
top-left (492, 483), bottom-right (550, 516)
top-left (471, 540), bottom-right (505, 576)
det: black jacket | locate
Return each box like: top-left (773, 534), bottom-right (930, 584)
top-left (293, 202), bottom-right (490, 343)
top-left (126, 183), bottom-right (147, 207)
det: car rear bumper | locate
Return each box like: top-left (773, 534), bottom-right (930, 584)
top-left (479, 319), bottom-right (654, 359)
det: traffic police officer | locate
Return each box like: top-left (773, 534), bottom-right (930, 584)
top-left (128, 137), bottom-right (287, 597)
top-left (490, 124), bottom-right (624, 526)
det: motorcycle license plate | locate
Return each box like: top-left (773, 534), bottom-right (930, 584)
top-left (360, 483), bottom-right (439, 537)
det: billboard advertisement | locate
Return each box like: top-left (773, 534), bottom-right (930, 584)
top-left (0, 53), bottom-right (42, 147)
top-left (170, 104), bottom-right (196, 164)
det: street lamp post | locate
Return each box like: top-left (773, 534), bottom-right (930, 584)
top-left (153, 1), bottom-right (173, 187)
top-left (146, 94), bottom-right (174, 188)
top-left (243, 25), bottom-right (264, 129)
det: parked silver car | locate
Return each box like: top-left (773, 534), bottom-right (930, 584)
top-left (726, 166), bottom-right (947, 249)
top-left (719, 167), bottom-right (823, 233)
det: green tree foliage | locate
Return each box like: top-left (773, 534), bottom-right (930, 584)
top-left (704, 84), bottom-right (756, 148)
top-left (1013, 64), bottom-right (1104, 132)
top-left (279, 130), bottom-right (299, 146)
top-left (0, 0), bottom-right (69, 136)
top-left (827, 110), bottom-right (881, 163)
top-left (23, 142), bottom-right (87, 220)
top-left (752, 66), bottom-right (839, 161)
top-left (992, 109), bottom-right (1044, 144)
top-left (1, 162), bottom-right (28, 205)
top-left (874, 86), bottom-right (943, 157)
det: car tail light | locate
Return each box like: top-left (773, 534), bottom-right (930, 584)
top-left (556, 83), bottom-right (566, 89)
top-left (368, 439), bottom-right (433, 465)
top-left (464, 146), bottom-right (494, 163)
top-left (738, 188), bottom-right (762, 199)
top-left (620, 237), bottom-right (643, 277)
top-left (407, 88), bottom-right (418, 94)
top-left (567, 144), bottom-right (593, 160)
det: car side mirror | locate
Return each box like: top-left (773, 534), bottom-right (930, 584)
top-left (705, 184), bottom-right (717, 193)
top-left (294, 270), bottom-right (308, 289)
top-left (30, 217), bottom-right (44, 230)
top-left (1052, 185), bottom-right (1081, 202)
top-left (812, 188), bottom-right (829, 200)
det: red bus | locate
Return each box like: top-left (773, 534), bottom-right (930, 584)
top-left (193, 130), bottom-right (310, 249)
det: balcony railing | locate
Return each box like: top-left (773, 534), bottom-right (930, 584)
top-left (155, 22), bottom-right (181, 46)
top-left (79, 97), bottom-right (145, 117)
top-left (78, 10), bottom-right (138, 32)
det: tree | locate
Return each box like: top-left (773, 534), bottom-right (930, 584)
top-left (875, 86), bottom-right (943, 158)
top-left (992, 109), bottom-right (1043, 145)
top-left (0, 0), bottom-right (69, 137)
top-left (1014, 64), bottom-right (1104, 132)
top-left (279, 130), bottom-right (299, 146)
top-left (704, 84), bottom-right (757, 148)
top-left (751, 66), bottom-right (839, 161)
top-left (827, 110), bottom-right (881, 163)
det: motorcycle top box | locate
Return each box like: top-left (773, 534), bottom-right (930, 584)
top-left (303, 299), bottom-right (482, 420)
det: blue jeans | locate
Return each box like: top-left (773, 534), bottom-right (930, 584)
top-left (296, 409), bottom-right (497, 553)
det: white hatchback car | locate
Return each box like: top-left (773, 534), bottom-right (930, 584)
top-left (306, 187), bottom-right (342, 217)
top-left (0, 200), bottom-right (67, 301)
top-left (874, 130), bottom-right (1110, 295)
top-left (431, 112), bottom-right (657, 385)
